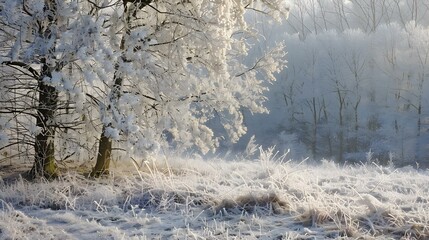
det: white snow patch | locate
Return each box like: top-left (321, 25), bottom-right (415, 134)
top-left (0, 154), bottom-right (428, 239)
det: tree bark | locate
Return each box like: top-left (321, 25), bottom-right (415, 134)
top-left (91, 67), bottom-right (124, 177)
top-left (91, 0), bottom-right (137, 177)
top-left (337, 88), bottom-right (345, 163)
top-left (310, 97), bottom-right (317, 158)
top-left (90, 125), bottom-right (112, 177)
top-left (29, 0), bottom-right (59, 179)
top-left (30, 60), bottom-right (59, 179)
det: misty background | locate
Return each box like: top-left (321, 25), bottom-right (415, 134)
top-left (220, 0), bottom-right (429, 167)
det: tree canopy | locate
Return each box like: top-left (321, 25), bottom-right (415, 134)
top-left (0, 0), bottom-right (289, 177)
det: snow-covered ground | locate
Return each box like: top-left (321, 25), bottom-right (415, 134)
top-left (1, 151), bottom-right (428, 239)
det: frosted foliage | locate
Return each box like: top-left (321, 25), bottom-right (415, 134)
top-left (0, 0), bottom-right (288, 157)
top-left (0, 0), bottom-right (118, 161)
top-left (95, 0), bottom-right (288, 155)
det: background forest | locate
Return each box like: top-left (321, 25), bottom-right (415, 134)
top-left (236, 0), bottom-right (429, 166)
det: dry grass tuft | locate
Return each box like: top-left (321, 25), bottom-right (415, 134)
top-left (296, 208), bottom-right (333, 227)
top-left (213, 192), bottom-right (289, 215)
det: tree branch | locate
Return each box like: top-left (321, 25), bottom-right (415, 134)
top-left (87, 0), bottom-right (120, 9)
top-left (2, 61), bottom-right (40, 79)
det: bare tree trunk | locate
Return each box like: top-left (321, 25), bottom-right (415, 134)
top-left (91, 125), bottom-right (112, 177)
top-left (351, 97), bottom-right (361, 153)
top-left (337, 88), bottom-right (345, 163)
top-left (91, 14), bottom-right (128, 177)
top-left (91, 0), bottom-right (155, 177)
top-left (29, 0), bottom-right (59, 179)
top-left (310, 97), bottom-right (317, 158)
top-left (30, 61), bottom-right (59, 178)
top-left (91, 69), bottom-right (124, 177)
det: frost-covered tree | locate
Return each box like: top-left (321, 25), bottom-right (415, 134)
top-left (1, 0), bottom-right (67, 178)
top-left (0, 0), bottom-right (112, 178)
top-left (90, 0), bottom-right (289, 176)
top-left (0, 0), bottom-right (289, 177)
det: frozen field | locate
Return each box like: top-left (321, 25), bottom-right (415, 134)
top-left (1, 151), bottom-right (428, 239)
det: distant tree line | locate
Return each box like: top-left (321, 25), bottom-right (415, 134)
top-left (250, 0), bottom-right (429, 165)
